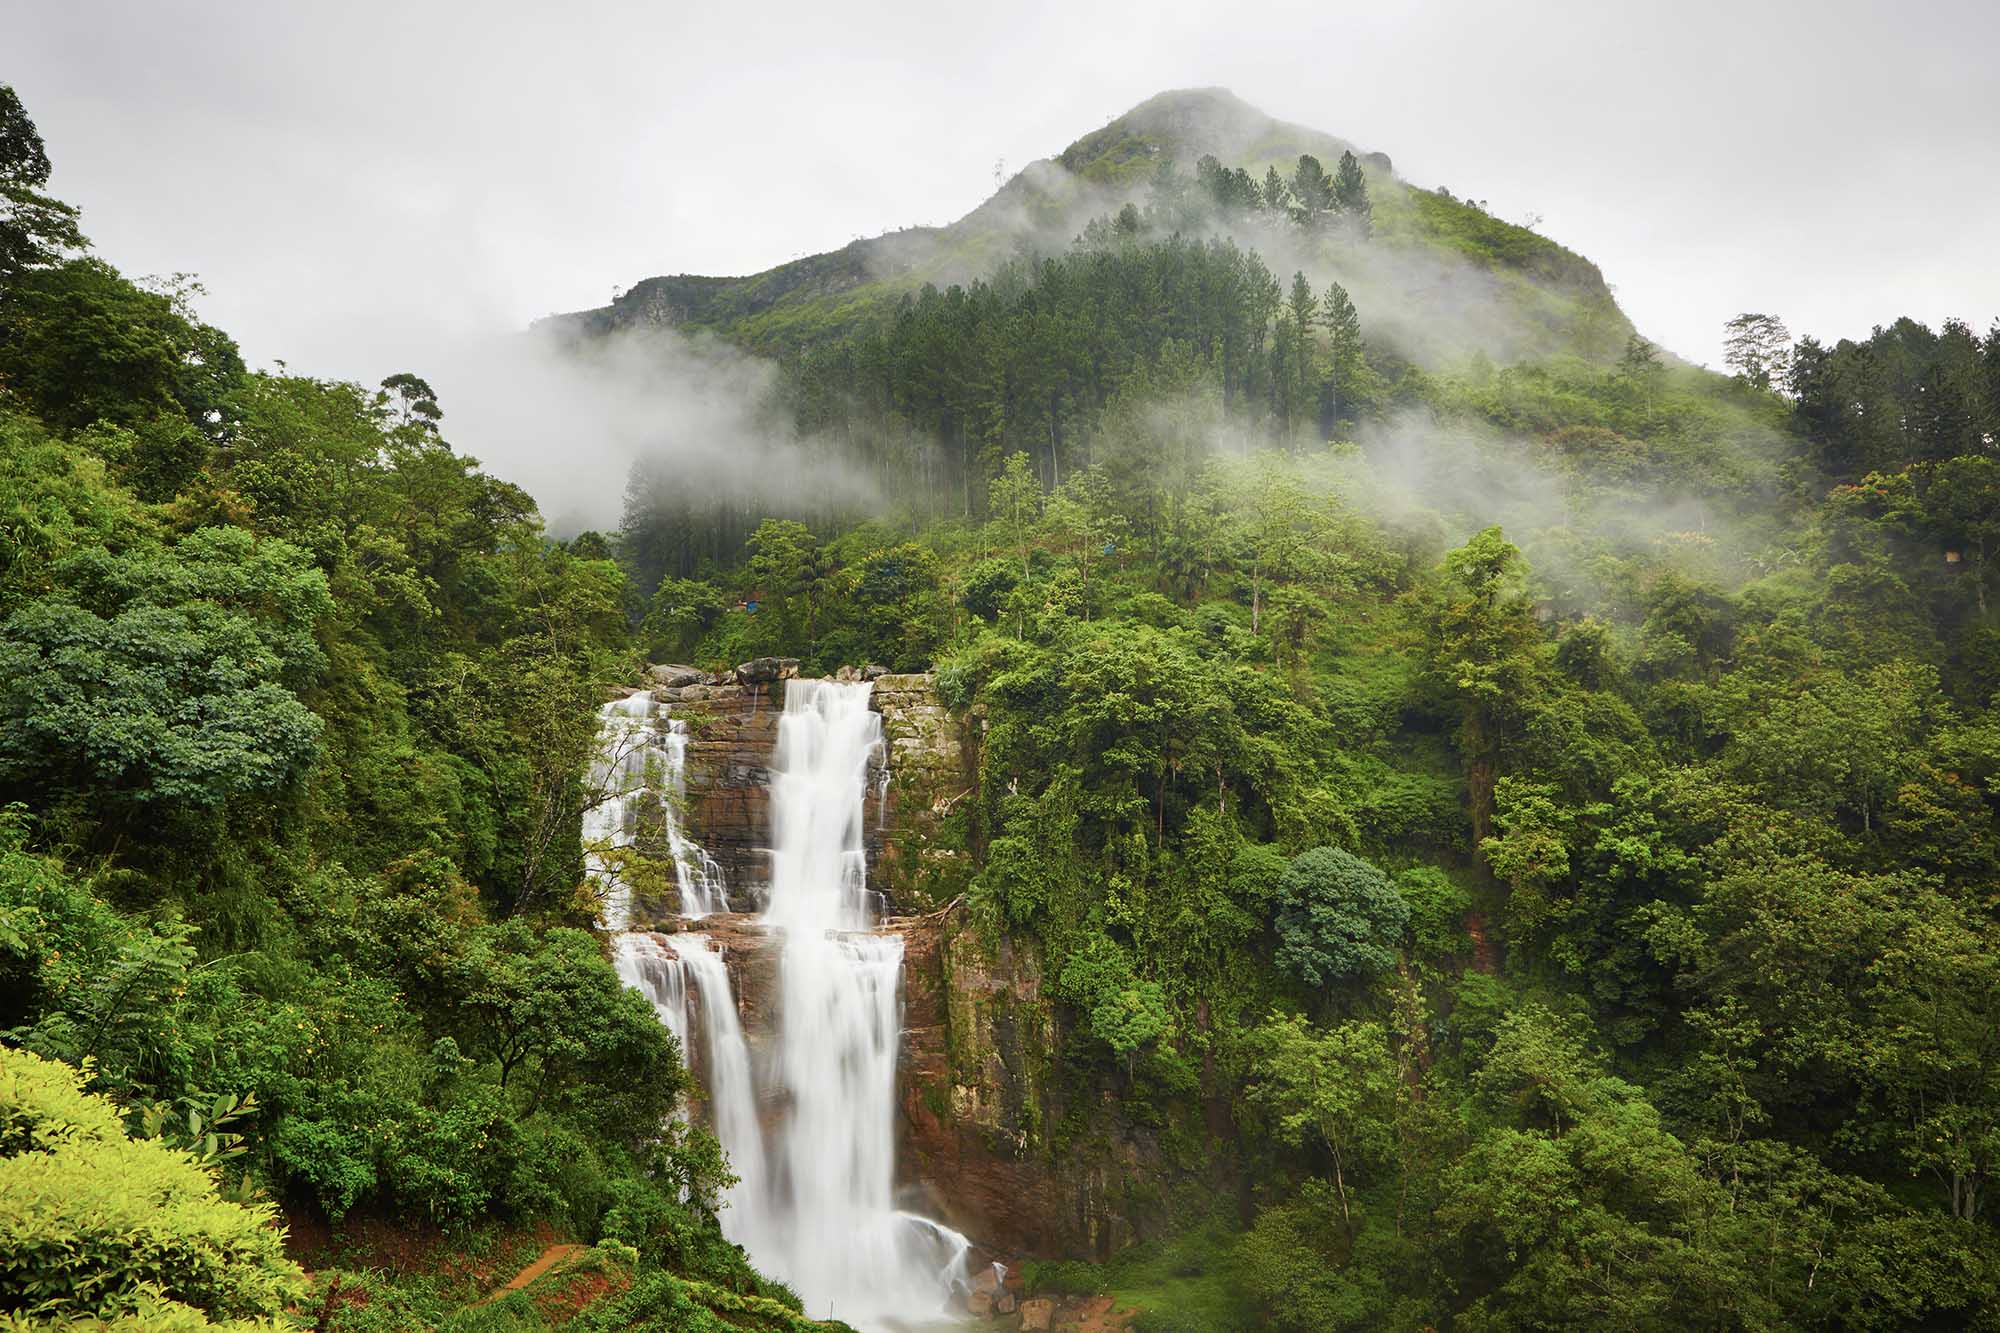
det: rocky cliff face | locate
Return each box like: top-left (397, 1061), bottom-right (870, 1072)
top-left (897, 903), bottom-right (1203, 1262)
top-left (654, 666), bottom-right (1205, 1263)
top-left (651, 664), bottom-right (971, 914)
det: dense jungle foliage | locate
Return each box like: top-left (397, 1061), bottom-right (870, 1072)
top-left (0, 85), bottom-right (820, 1330)
top-left (614, 150), bottom-right (2000, 1331)
top-left (7, 73), bottom-right (2000, 1331)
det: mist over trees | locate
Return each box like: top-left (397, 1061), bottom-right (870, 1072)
top-left (5, 72), bottom-right (2000, 1332)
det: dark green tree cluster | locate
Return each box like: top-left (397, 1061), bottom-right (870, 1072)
top-left (621, 229), bottom-right (1393, 584)
top-left (1190, 149), bottom-right (1372, 236)
top-left (1790, 315), bottom-right (2000, 478)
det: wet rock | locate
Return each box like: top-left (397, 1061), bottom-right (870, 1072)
top-left (868, 673), bottom-right (973, 911)
top-left (662, 672), bottom-right (1201, 1264)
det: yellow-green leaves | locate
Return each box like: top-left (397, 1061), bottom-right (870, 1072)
top-left (0, 1047), bottom-right (306, 1327)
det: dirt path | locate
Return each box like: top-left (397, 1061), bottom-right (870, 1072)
top-left (476, 1243), bottom-right (583, 1306)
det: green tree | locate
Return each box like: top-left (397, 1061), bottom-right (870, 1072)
top-left (1239, 1180), bottom-right (1392, 1330)
top-left (988, 450), bottom-right (1043, 579)
top-left (1245, 1012), bottom-right (1396, 1230)
top-left (0, 528), bottom-right (329, 819)
top-left (1289, 155), bottom-right (1334, 225)
top-left (1930, 455), bottom-right (2000, 618)
top-left (0, 262), bottom-right (244, 440)
top-left (642, 576), bottom-right (725, 662)
top-left (741, 518), bottom-right (825, 650)
top-left (1233, 458), bottom-right (1332, 635)
top-left (1479, 778), bottom-right (1575, 936)
top-left (1273, 847), bottom-right (1409, 988)
top-left (0, 1046), bottom-right (307, 1326)
top-left (0, 84), bottom-right (85, 277)
top-left (1320, 281), bottom-right (1363, 426)
top-left (1055, 932), bottom-right (1170, 1075)
top-left (1722, 312), bottom-right (1791, 391)
top-left (1331, 150), bottom-right (1371, 235)
top-left (1859, 897), bottom-right (2000, 1222)
top-left (1262, 165), bottom-right (1290, 213)
top-left (1441, 1006), bottom-right (1750, 1327)
top-left (1417, 528), bottom-right (1543, 847)
top-left (447, 921), bottom-right (680, 1132)
top-left (1042, 466), bottom-right (1128, 620)
top-left (1282, 272), bottom-right (1322, 434)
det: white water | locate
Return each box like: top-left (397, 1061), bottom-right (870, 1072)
top-left (593, 680), bottom-right (970, 1330)
top-left (664, 933), bottom-right (768, 1221)
top-left (661, 719), bottom-right (732, 918)
top-left (749, 680), bottom-right (970, 1326)
top-left (612, 932), bottom-right (692, 1054)
top-left (586, 691), bottom-right (729, 928)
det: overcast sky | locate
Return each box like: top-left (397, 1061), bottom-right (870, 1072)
top-left (13, 0), bottom-right (1998, 387)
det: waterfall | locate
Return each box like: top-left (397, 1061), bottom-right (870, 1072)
top-left (662, 933), bottom-right (767, 1221)
top-left (612, 932), bottom-right (691, 1054)
top-left (593, 679), bottom-right (971, 1331)
top-left (610, 932), bottom-right (766, 1223)
top-left (586, 691), bottom-right (729, 927)
top-left (753, 680), bottom-right (970, 1326)
top-left (585, 692), bottom-right (655, 931)
top-left (662, 719), bottom-right (732, 918)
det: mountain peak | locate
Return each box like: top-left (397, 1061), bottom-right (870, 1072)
top-left (1058, 87), bottom-right (1385, 186)
top-left (552, 87), bottom-right (1621, 364)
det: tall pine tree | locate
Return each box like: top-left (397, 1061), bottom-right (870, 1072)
top-left (1332, 150), bottom-right (1371, 236)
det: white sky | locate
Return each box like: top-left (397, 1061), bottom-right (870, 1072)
top-left (12, 0), bottom-right (1999, 386)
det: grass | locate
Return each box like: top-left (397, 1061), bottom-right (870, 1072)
top-left (1021, 1222), bottom-right (1259, 1332)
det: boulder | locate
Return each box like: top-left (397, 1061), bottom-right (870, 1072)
top-left (1019, 1297), bottom-right (1055, 1332)
top-left (648, 663), bottom-right (706, 688)
top-left (993, 1288), bottom-right (1017, 1314)
top-left (734, 657), bottom-right (800, 685)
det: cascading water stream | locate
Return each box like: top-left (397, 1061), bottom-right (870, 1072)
top-left (586, 691), bottom-right (729, 928)
top-left (612, 932), bottom-right (692, 1056)
top-left (751, 679), bottom-right (970, 1326)
top-left (661, 719), bottom-right (731, 918)
top-left (590, 680), bottom-right (971, 1330)
top-left (584, 692), bottom-right (656, 932)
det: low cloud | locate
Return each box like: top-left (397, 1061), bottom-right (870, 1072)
top-left (427, 324), bottom-right (885, 537)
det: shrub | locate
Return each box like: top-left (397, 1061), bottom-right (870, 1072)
top-left (1395, 865), bottom-right (1473, 962)
top-left (0, 1047), bottom-right (306, 1324)
top-left (1272, 847), bottom-right (1409, 987)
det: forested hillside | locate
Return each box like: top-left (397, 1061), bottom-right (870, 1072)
top-left (0, 84), bottom-right (827, 1331)
top-left (607, 91), bottom-right (2000, 1330)
top-left (5, 72), bottom-right (2000, 1332)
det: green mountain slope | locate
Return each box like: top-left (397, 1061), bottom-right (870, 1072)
top-left (545, 88), bottom-right (1631, 364)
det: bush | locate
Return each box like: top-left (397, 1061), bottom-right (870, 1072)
top-left (566, 1270), bottom-right (836, 1333)
top-left (959, 557), bottom-right (1018, 622)
top-left (1272, 847), bottom-right (1409, 987)
top-left (0, 1047), bottom-right (306, 1324)
top-left (1395, 865), bottom-right (1473, 962)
